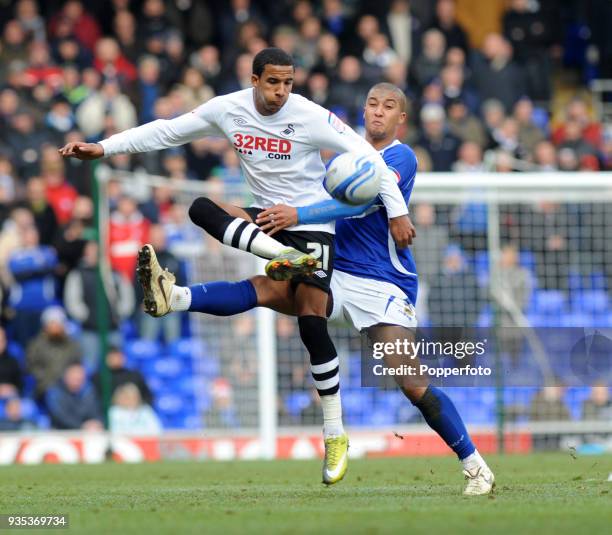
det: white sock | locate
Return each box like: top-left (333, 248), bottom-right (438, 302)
top-left (248, 229), bottom-right (286, 259)
top-left (170, 285), bottom-right (191, 312)
top-left (321, 392), bottom-right (344, 438)
top-left (461, 450), bottom-right (488, 472)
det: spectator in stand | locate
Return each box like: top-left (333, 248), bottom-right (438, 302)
top-left (582, 383), bottom-right (612, 421)
top-left (112, 10), bottom-right (141, 65)
top-left (93, 36), bottom-right (136, 86)
top-left (452, 141), bottom-right (485, 173)
top-left (211, 148), bottom-right (243, 189)
top-left (513, 97), bottom-right (546, 157)
top-left (93, 347), bottom-right (153, 407)
top-left (0, 397), bottom-right (36, 431)
top-left (48, 0), bottom-right (102, 52)
top-left (471, 33), bottom-right (527, 113)
top-left (557, 120), bottom-right (598, 160)
top-left (64, 241), bottom-right (134, 371)
top-left (363, 33), bottom-right (399, 71)
top-left (411, 29), bottom-right (446, 90)
top-left (5, 109), bottom-right (51, 179)
top-left (109, 383), bottom-right (161, 434)
top-left (45, 97), bottom-right (77, 142)
top-left (327, 56), bottom-right (370, 125)
top-left (312, 33), bottom-right (340, 79)
top-left (416, 103), bottom-right (460, 171)
top-left (385, 0), bottom-right (423, 65)
top-left (552, 98), bottom-right (602, 151)
top-left (22, 42), bottom-right (63, 93)
top-left (173, 67), bottom-right (214, 113)
top-left (41, 148), bottom-right (78, 226)
top-left (304, 71), bottom-right (330, 107)
top-left (0, 327), bottom-right (22, 394)
top-left (295, 16), bottom-right (322, 71)
top-left (189, 45), bottom-right (222, 92)
top-left (431, 0), bottom-right (469, 53)
top-left (489, 117), bottom-right (527, 160)
top-left (7, 225), bottom-right (58, 348)
top-left (16, 0), bottom-right (46, 43)
top-left (136, 55), bottom-right (162, 124)
top-left (446, 99), bottom-right (487, 148)
top-left (494, 243), bottom-right (532, 366)
top-left (533, 140), bottom-right (558, 171)
top-left (52, 37), bottom-right (92, 71)
top-left (0, 21), bottom-right (29, 74)
top-left (137, 224), bottom-right (184, 343)
top-left (26, 306), bottom-right (81, 402)
top-left (412, 203), bottom-right (449, 320)
top-left (204, 377), bottom-right (239, 428)
top-left (0, 157), bottom-right (17, 214)
top-left (76, 79), bottom-right (137, 140)
top-left (529, 384), bottom-right (570, 422)
top-left (440, 64), bottom-right (479, 115)
top-left (219, 53), bottom-right (255, 94)
top-left (161, 150), bottom-right (196, 181)
top-left (503, 0), bottom-right (553, 102)
top-left (428, 245), bottom-right (484, 327)
top-left (54, 195), bottom-right (93, 287)
top-left (109, 195), bottom-right (151, 282)
top-left (46, 363), bottom-right (103, 430)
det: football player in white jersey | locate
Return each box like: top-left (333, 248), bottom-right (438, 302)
top-left (137, 83), bottom-right (495, 495)
top-left (59, 48), bottom-right (413, 485)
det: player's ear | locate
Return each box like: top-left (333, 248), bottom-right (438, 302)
top-left (398, 111), bottom-right (407, 125)
top-left (251, 74), bottom-right (259, 87)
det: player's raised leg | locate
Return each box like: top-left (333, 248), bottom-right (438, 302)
top-left (187, 197), bottom-right (317, 280)
top-left (370, 324), bottom-right (495, 495)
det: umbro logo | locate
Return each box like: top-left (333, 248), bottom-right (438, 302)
top-left (233, 117), bottom-right (248, 126)
top-left (280, 123), bottom-right (295, 137)
top-left (314, 270), bottom-right (327, 278)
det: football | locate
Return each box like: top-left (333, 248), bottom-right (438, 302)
top-left (324, 151), bottom-right (381, 205)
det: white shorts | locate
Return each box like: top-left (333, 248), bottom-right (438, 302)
top-left (329, 270), bottom-right (418, 331)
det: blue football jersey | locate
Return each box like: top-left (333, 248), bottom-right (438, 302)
top-left (333, 140), bottom-right (419, 304)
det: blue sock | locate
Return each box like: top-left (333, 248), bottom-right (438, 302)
top-left (414, 386), bottom-right (476, 460)
top-left (188, 280), bottom-right (257, 316)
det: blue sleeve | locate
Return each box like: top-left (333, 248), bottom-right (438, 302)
top-left (297, 198), bottom-right (375, 225)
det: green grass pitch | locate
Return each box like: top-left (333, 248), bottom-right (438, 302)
top-left (1, 454), bottom-right (610, 534)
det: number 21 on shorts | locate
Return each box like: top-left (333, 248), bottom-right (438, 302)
top-left (307, 243), bottom-right (330, 270)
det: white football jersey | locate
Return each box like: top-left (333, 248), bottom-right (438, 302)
top-left (100, 88), bottom-right (407, 232)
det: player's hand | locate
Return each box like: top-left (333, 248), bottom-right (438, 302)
top-left (58, 142), bottom-right (104, 160)
top-left (256, 204), bottom-right (298, 236)
top-left (389, 214), bottom-right (416, 248)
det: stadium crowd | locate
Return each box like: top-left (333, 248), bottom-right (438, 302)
top-left (0, 0), bottom-right (610, 433)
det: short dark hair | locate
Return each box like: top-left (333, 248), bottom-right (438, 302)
top-left (252, 47), bottom-right (294, 77)
top-left (367, 82), bottom-right (408, 112)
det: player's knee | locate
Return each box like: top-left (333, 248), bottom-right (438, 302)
top-left (298, 315), bottom-right (336, 360)
top-left (188, 196), bottom-right (218, 228)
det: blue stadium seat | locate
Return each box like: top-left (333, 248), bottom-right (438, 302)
top-left (519, 250), bottom-right (536, 273)
top-left (194, 355), bottom-right (221, 378)
top-left (565, 387), bottom-right (592, 420)
top-left (284, 391), bottom-right (312, 416)
top-left (533, 290), bottom-right (567, 314)
top-left (342, 389), bottom-right (373, 416)
top-left (168, 338), bottom-right (208, 360)
top-left (147, 357), bottom-right (184, 379)
top-left (125, 339), bottom-right (162, 361)
top-left (7, 341), bottom-right (25, 367)
top-left (155, 393), bottom-right (187, 416)
top-left (571, 290), bottom-right (609, 314)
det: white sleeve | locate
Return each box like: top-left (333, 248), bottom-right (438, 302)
top-left (303, 102), bottom-right (408, 218)
top-left (99, 97), bottom-right (225, 157)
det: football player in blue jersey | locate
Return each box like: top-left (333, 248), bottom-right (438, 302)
top-left (143, 83), bottom-right (495, 494)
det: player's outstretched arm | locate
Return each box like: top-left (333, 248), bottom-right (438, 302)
top-left (60, 97), bottom-right (223, 159)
